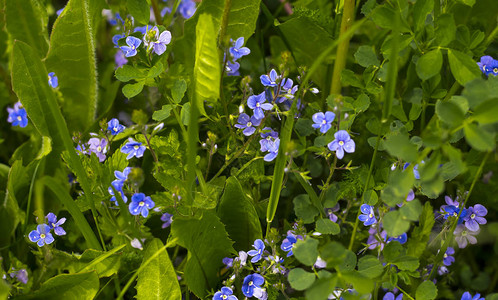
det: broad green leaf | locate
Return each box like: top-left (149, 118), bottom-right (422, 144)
top-left (305, 276), bottom-right (337, 300)
top-left (172, 79), bottom-right (187, 103)
top-left (412, 0), bottom-right (433, 32)
top-left (136, 239), bottom-right (181, 300)
top-left (358, 255), bottom-right (384, 279)
top-left (381, 170), bottom-right (415, 207)
top-left (288, 268), bottom-right (316, 291)
top-left (472, 98), bottom-right (498, 124)
top-left (24, 272), bottom-right (99, 300)
top-left (384, 133), bottom-right (418, 162)
top-left (115, 65), bottom-right (148, 82)
top-left (406, 202), bottom-right (435, 258)
top-left (342, 271), bottom-right (374, 294)
top-left (293, 238), bottom-right (319, 267)
top-left (152, 105), bottom-right (174, 121)
top-left (217, 177), bottom-right (262, 251)
top-left (435, 14), bottom-right (456, 46)
top-left (0, 160), bottom-right (25, 247)
top-left (315, 218), bottom-right (340, 235)
top-left (293, 194), bottom-right (320, 224)
top-left (370, 5), bottom-right (409, 32)
top-left (126, 0), bottom-right (150, 25)
top-left (447, 49), bottom-right (481, 86)
top-left (416, 49), bottom-right (443, 81)
top-left (63, 246), bottom-right (124, 278)
top-left (123, 82), bottom-right (145, 98)
top-left (463, 123), bottom-right (495, 152)
top-left (391, 256), bottom-right (419, 271)
top-left (226, 0), bottom-right (261, 40)
top-left (5, 0), bottom-right (48, 57)
top-left (462, 76), bottom-right (498, 109)
top-left (45, 0), bottom-right (98, 132)
top-left (384, 241), bottom-right (405, 262)
top-left (435, 100), bottom-right (465, 127)
top-left (383, 210), bottom-right (410, 237)
top-left (194, 14), bottom-right (220, 117)
top-left (0, 279), bottom-right (9, 299)
top-left (364, 190), bottom-right (378, 205)
top-left (171, 211), bottom-right (234, 298)
top-left (354, 46), bottom-right (380, 68)
top-left (416, 281), bottom-right (438, 300)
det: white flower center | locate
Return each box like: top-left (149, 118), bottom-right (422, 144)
top-left (134, 145), bottom-right (139, 150)
top-left (40, 234), bottom-right (46, 239)
top-left (368, 213), bottom-right (373, 218)
top-left (247, 122), bottom-right (252, 127)
top-left (339, 141), bottom-right (344, 146)
top-left (471, 213), bottom-right (475, 219)
top-left (453, 212), bottom-right (458, 217)
top-left (223, 296), bottom-right (227, 300)
top-left (97, 146), bottom-right (102, 152)
top-left (139, 201), bottom-right (145, 207)
top-left (322, 120), bottom-right (327, 124)
top-left (462, 230), bottom-right (467, 236)
top-left (249, 281), bottom-right (253, 286)
top-left (494, 68), bottom-right (498, 73)
top-left (256, 102), bottom-right (260, 107)
top-left (113, 127), bottom-right (118, 132)
top-left (17, 116), bottom-right (22, 121)
top-left (52, 223), bottom-right (56, 227)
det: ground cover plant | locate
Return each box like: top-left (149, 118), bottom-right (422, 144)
top-left (1, 0), bottom-right (498, 299)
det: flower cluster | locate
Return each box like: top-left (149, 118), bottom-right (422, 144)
top-left (7, 101), bottom-right (28, 128)
top-left (477, 55), bottom-right (498, 76)
top-left (226, 37), bottom-right (251, 76)
top-left (28, 213), bottom-right (66, 247)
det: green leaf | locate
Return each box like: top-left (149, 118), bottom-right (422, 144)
top-left (381, 170), bottom-right (415, 207)
top-left (293, 194), bottom-right (320, 224)
top-left (136, 239), bottom-right (181, 300)
top-left (472, 98), bottom-right (498, 124)
top-left (293, 237), bottom-right (319, 266)
top-left (462, 76), bottom-right (498, 109)
top-left (194, 14), bottom-right (220, 117)
top-left (288, 268), bottom-right (316, 291)
top-left (126, 0), bottom-right (150, 25)
top-left (74, 245), bottom-right (125, 278)
top-left (0, 161), bottom-right (25, 247)
top-left (392, 256), bottom-right (419, 271)
top-left (0, 279), bottom-right (9, 299)
top-left (115, 65), bottom-right (148, 82)
top-left (152, 105), bottom-right (174, 121)
top-left (172, 79), bottom-right (187, 104)
top-left (447, 49), bottom-right (481, 86)
top-left (384, 133), bottom-right (417, 162)
top-left (416, 281), bottom-right (438, 300)
top-left (342, 271), bottom-right (374, 294)
top-left (464, 123), bottom-right (495, 152)
top-left (45, 0), bottom-right (98, 132)
top-left (435, 14), bottom-right (456, 47)
top-left (358, 255), bottom-right (384, 279)
top-left (456, 0), bottom-right (475, 7)
top-left (400, 199), bottom-right (423, 221)
top-left (435, 100), bottom-right (465, 127)
top-left (315, 218), bottom-right (340, 235)
top-left (25, 272), bottom-right (99, 300)
top-left (123, 81), bottom-right (145, 99)
top-left (383, 210), bottom-right (410, 237)
top-left (354, 46), bottom-right (380, 68)
top-left (416, 49), bottom-right (443, 81)
top-left (5, 0), bottom-right (48, 57)
top-left (370, 5), bottom-right (409, 32)
top-left (217, 177), bottom-right (262, 251)
top-left (384, 241), bottom-right (405, 262)
top-left (354, 94), bottom-right (371, 113)
top-left (407, 202), bottom-right (435, 258)
top-left (171, 211), bottom-right (234, 298)
top-left (412, 0), bottom-right (433, 32)
top-left (226, 0), bottom-right (261, 41)
top-left (364, 190), bottom-right (378, 205)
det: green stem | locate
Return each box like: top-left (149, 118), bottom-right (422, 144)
top-left (396, 285), bottom-right (415, 300)
top-left (150, 0), bottom-right (163, 25)
top-left (23, 159), bottom-right (41, 233)
top-left (429, 151), bottom-right (490, 280)
top-left (218, 0), bottom-right (233, 47)
top-left (329, 0), bottom-right (355, 97)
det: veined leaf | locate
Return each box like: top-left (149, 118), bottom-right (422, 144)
top-left (22, 272), bottom-right (99, 300)
top-left (194, 14), bottom-right (220, 117)
top-left (447, 49), bottom-right (481, 86)
top-left (136, 239), bottom-right (181, 300)
top-left (45, 0), bottom-right (98, 132)
top-left (5, 0), bottom-right (48, 57)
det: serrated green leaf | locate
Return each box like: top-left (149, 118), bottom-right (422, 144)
top-left (123, 81), bottom-right (145, 98)
top-left (315, 218), bottom-right (340, 235)
top-left (172, 79), bottom-right (187, 103)
top-left (435, 100), bottom-right (465, 127)
top-left (392, 256), bottom-right (419, 271)
top-left (194, 14), bottom-right (220, 117)
top-left (136, 239), bottom-right (181, 300)
top-left (152, 105), bottom-right (174, 121)
top-left (288, 268), bottom-right (316, 291)
top-left (416, 49), bottom-right (443, 81)
top-left (126, 0), bottom-right (150, 25)
top-left (416, 281), bottom-right (438, 300)
top-left (358, 255), bottom-right (384, 279)
top-left (384, 241), bottom-right (405, 262)
top-left (171, 211), bottom-right (234, 298)
top-left (447, 49), bottom-right (481, 86)
top-left (217, 177), bottom-right (262, 251)
top-left (463, 123), bottom-right (495, 152)
top-left (26, 272), bottom-right (99, 300)
top-left (45, 0), bottom-right (98, 132)
top-left (354, 46), bottom-right (380, 68)
top-left (293, 238), bottom-right (319, 266)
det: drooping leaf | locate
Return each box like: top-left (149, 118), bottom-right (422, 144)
top-left (45, 0), bottom-right (98, 132)
top-left (217, 177), bottom-right (262, 251)
top-left (136, 239), bottom-right (181, 300)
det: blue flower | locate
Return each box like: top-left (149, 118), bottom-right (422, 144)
top-left (327, 130), bottom-right (355, 159)
top-left (358, 204), bottom-right (376, 226)
top-left (7, 102), bottom-right (28, 128)
top-left (109, 186), bottom-right (127, 205)
top-left (87, 137), bottom-right (108, 162)
top-left (247, 92), bottom-right (273, 119)
top-left (234, 113), bottom-right (261, 136)
top-left (178, 0), bottom-right (196, 19)
top-left (325, 204), bottom-right (340, 223)
top-left (107, 118), bottom-right (125, 135)
top-left (276, 78), bottom-right (298, 103)
top-left (383, 292), bottom-right (403, 300)
top-left (129, 193), bottom-right (155, 217)
top-left (213, 287), bottom-right (238, 300)
top-left (260, 69), bottom-right (279, 87)
top-left (28, 224), bottom-right (54, 247)
top-left (443, 247), bottom-right (455, 266)
top-left (312, 111), bottom-right (336, 134)
top-left (280, 234), bottom-right (298, 257)
top-left (444, 205), bottom-right (467, 224)
top-left (56, 7), bottom-right (65, 16)
top-left (226, 60), bottom-right (240, 76)
top-left (242, 273), bottom-right (265, 297)
top-left (247, 239), bottom-right (265, 263)
top-left (134, 26), bottom-right (148, 34)
top-left (46, 213), bottom-right (66, 236)
top-left (112, 34), bottom-right (125, 47)
top-left (120, 36), bottom-right (142, 57)
top-left (463, 204), bottom-right (487, 232)
top-left (108, 167), bottom-right (132, 205)
top-left (144, 26), bottom-right (172, 55)
top-left (263, 138), bottom-right (279, 162)
top-left (461, 292), bottom-right (484, 300)
top-left (222, 257), bottom-right (233, 268)
top-left (229, 37), bottom-right (250, 60)
top-left (387, 233), bottom-right (407, 244)
top-left (48, 72), bottom-right (58, 88)
top-left (402, 162), bottom-right (423, 180)
top-left (9, 269), bottom-right (28, 284)
top-left (477, 56), bottom-right (498, 76)
top-left (259, 127), bottom-right (278, 152)
top-left (454, 224), bottom-right (479, 248)
top-left (115, 51), bottom-right (128, 68)
top-left (161, 213), bottom-right (173, 228)
top-left (121, 138), bottom-right (146, 159)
